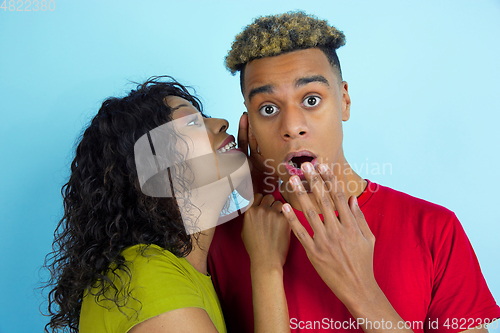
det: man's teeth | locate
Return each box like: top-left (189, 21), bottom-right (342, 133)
top-left (217, 141), bottom-right (237, 153)
top-left (288, 160), bottom-right (298, 168)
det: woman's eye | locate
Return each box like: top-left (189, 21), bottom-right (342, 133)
top-left (303, 96), bottom-right (321, 108)
top-left (187, 116), bottom-right (201, 126)
top-left (259, 104), bottom-right (279, 117)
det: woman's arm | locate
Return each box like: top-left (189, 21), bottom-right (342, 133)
top-left (250, 265), bottom-right (289, 333)
top-left (129, 193), bottom-right (291, 333)
top-left (241, 193), bottom-right (291, 333)
top-left (128, 307), bottom-right (220, 333)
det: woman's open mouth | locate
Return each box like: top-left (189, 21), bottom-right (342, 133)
top-left (216, 135), bottom-right (244, 154)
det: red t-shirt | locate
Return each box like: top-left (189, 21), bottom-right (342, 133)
top-left (208, 180), bottom-right (500, 332)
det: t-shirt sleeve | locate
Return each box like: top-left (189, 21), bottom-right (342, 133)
top-left (426, 214), bottom-right (500, 332)
top-left (119, 251), bottom-right (205, 332)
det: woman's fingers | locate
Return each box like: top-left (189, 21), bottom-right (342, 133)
top-left (260, 193), bottom-right (275, 207)
top-left (237, 113), bottom-right (249, 156)
top-left (248, 124), bottom-right (261, 158)
top-left (251, 193), bottom-right (264, 207)
top-left (271, 200), bottom-right (284, 213)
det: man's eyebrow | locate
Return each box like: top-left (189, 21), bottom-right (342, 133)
top-left (247, 85), bottom-right (274, 103)
top-left (295, 75), bottom-right (330, 88)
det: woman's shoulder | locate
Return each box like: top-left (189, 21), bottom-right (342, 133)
top-left (121, 244), bottom-right (193, 281)
top-left (122, 244), bottom-right (178, 265)
top-left (80, 244), bottom-right (210, 332)
top-left (123, 244), bottom-right (214, 287)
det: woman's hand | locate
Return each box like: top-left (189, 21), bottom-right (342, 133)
top-left (282, 162), bottom-right (377, 306)
top-left (242, 193), bottom-right (291, 333)
top-left (241, 193), bottom-right (291, 270)
top-left (235, 112), bottom-right (279, 198)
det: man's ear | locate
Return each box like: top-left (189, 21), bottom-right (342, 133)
top-left (341, 81), bottom-right (351, 121)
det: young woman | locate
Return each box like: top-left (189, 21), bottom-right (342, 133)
top-left (43, 76), bottom-right (291, 333)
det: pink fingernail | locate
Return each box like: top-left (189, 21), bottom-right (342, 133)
top-left (283, 204), bottom-right (291, 213)
top-left (302, 162), bottom-right (313, 173)
top-left (318, 164), bottom-right (328, 173)
top-left (290, 176), bottom-right (301, 185)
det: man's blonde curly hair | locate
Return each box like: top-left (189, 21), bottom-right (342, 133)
top-left (225, 11), bottom-right (346, 81)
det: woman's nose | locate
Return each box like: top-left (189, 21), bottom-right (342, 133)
top-left (205, 117), bottom-right (229, 133)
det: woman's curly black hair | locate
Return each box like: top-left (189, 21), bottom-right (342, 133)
top-left (42, 76), bottom-right (208, 332)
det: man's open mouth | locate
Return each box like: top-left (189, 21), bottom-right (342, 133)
top-left (283, 151), bottom-right (317, 178)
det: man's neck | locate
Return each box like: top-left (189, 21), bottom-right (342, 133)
top-left (280, 159), bottom-right (366, 213)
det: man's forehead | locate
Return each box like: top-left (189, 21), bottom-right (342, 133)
top-left (243, 48), bottom-right (336, 98)
top-left (246, 75), bottom-right (331, 103)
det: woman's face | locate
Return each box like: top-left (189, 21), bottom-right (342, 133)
top-left (135, 95), bottom-right (253, 231)
top-left (167, 95), bottom-right (230, 158)
top-left (166, 96), bottom-right (248, 190)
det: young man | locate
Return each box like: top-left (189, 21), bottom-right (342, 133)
top-left (208, 12), bottom-right (500, 332)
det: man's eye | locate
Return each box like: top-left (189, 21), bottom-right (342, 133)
top-left (259, 104), bottom-right (279, 116)
top-left (303, 96), bottom-right (321, 108)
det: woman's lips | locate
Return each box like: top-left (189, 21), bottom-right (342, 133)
top-left (217, 135), bottom-right (236, 151)
top-left (216, 135), bottom-right (243, 153)
top-left (222, 147), bottom-right (244, 154)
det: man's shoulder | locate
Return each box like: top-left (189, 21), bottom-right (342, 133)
top-left (366, 181), bottom-right (466, 251)
top-left (368, 180), bottom-right (457, 222)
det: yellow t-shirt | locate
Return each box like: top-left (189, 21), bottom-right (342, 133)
top-left (79, 244), bottom-right (226, 333)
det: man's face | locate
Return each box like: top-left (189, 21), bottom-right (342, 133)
top-left (243, 48), bottom-right (351, 187)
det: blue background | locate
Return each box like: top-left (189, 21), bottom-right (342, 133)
top-left (1, 1), bottom-right (499, 332)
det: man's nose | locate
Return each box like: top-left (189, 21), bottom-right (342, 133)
top-left (280, 104), bottom-right (308, 140)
